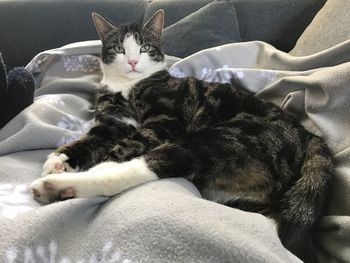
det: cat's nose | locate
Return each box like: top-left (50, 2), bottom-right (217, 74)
top-left (128, 60), bottom-right (138, 70)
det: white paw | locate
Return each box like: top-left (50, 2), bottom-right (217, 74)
top-left (42, 153), bottom-right (75, 177)
top-left (30, 175), bottom-right (76, 204)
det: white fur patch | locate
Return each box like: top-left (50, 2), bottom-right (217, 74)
top-left (123, 34), bottom-right (141, 62)
top-left (31, 157), bottom-right (158, 203)
top-left (267, 217), bottom-right (278, 232)
top-left (102, 74), bottom-right (138, 98)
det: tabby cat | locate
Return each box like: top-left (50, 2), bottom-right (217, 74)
top-left (30, 10), bottom-right (333, 262)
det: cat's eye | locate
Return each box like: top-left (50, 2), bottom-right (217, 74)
top-left (114, 45), bottom-right (125, 54)
top-left (140, 44), bottom-right (150, 53)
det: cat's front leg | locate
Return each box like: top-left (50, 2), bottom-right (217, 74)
top-left (31, 173), bottom-right (78, 203)
top-left (41, 153), bottom-right (77, 176)
top-left (31, 158), bottom-right (158, 204)
top-left (42, 124), bottom-right (134, 176)
top-left (31, 143), bottom-right (194, 204)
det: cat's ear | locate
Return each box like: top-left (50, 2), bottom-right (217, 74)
top-left (144, 9), bottom-right (164, 36)
top-left (92, 13), bottom-right (117, 43)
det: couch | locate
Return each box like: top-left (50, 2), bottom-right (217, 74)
top-left (2, 0), bottom-right (350, 262)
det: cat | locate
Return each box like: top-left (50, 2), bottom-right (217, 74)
top-left (30, 10), bottom-right (333, 262)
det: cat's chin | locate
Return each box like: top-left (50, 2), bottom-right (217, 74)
top-left (126, 71), bottom-right (143, 79)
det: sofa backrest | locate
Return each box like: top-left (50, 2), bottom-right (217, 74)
top-left (0, 0), bottom-right (325, 69)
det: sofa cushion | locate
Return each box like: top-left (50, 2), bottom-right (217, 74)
top-left (146, 0), bottom-right (326, 53)
top-left (290, 0), bottom-right (350, 56)
top-left (144, 0), bottom-right (213, 27)
top-left (232, 0), bottom-right (326, 52)
top-left (160, 0), bottom-right (241, 58)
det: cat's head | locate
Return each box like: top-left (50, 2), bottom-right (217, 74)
top-left (92, 10), bottom-right (165, 82)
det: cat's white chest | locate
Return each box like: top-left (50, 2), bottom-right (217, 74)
top-left (102, 78), bottom-right (137, 99)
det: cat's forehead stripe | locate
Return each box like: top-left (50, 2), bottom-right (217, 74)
top-left (123, 35), bottom-right (141, 57)
top-left (123, 35), bottom-right (140, 46)
top-left (123, 32), bottom-right (141, 44)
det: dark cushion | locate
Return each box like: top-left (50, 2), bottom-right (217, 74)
top-left (232, 0), bottom-right (326, 52)
top-left (160, 0), bottom-right (241, 58)
top-left (144, 0), bottom-right (213, 28)
top-left (146, 0), bottom-right (326, 53)
top-left (290, 0), bottom-right (350, 56)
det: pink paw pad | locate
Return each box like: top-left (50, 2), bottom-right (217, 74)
top-left (59, 187), bottom-right (75, 200)
top-left (54, 162), bottom-right (64, 171)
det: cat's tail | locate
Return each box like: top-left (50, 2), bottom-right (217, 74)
top-left (278, 136), bottom-right (334, 261)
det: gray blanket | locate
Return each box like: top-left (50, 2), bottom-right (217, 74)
top-left (0, 39), bottom-right (349, 262)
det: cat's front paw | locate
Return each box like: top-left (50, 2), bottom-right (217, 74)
top-left (30, 176), bottom-right (75, 204)
top-left (42, 153), bottom-right (75, 177)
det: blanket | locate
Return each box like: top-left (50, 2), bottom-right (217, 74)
top-left (0, 39), bottom-right (349, 262)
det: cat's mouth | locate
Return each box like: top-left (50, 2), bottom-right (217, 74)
top-left (126, 70), bottom-right (143, 79)
top-left (127, 70), bottom-right (142, 74)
